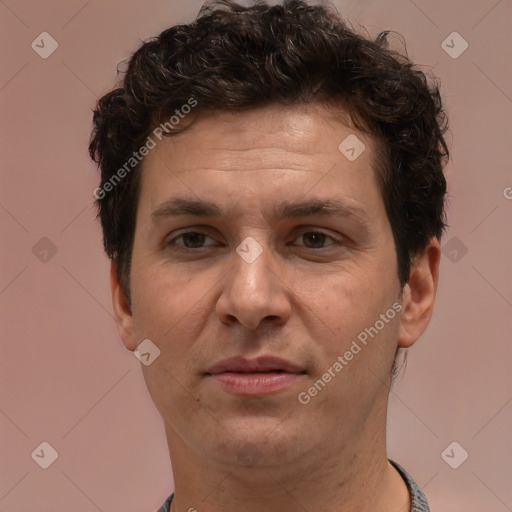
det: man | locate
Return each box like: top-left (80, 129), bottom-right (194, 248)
top-left (89, 1), bottom-right (449, 510)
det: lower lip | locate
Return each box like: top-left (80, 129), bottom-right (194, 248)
top-left (209, 372), bottom-right (303, 395)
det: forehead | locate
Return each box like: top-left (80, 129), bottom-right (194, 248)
top-left (138, 103), bottom-right (383, 220)
top-left (146, 103), bottom-right (376, 167)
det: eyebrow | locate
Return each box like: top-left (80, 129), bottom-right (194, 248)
top-left (151, 197), bottom-right (370, 224)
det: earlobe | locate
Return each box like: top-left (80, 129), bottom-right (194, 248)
top-left (397, 238), bottom-right (441, 348)
top-left (110, 260), bottom-right (138, 351)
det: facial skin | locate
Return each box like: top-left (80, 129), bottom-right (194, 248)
top-left (111, 103), bottom-right (440, 512)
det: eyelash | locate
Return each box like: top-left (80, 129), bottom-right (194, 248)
top-left (164, 229), bottom-right (341, 253)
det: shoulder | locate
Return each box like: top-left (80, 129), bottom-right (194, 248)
top-left (156, 492), bottom-right (174, 512)
top-left (389, 460), bottom-right (430, 512)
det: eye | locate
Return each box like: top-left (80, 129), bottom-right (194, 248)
top-left (165, 231), bottom-right (217, 251)
top-left (164, 229), bottom-right (341, 254)
top-left (292, 231), bottom-right (337, 249)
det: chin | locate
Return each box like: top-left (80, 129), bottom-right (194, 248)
top-left (207, 415), bottom-right (307, 468)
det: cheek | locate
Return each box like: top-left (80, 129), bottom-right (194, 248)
top-left (305, 282), bottom-right (401, 415)
top-left (131, 262), bottom-right (183, 324)
top-left (130, 268), bottom-right (209, 416)
top-left (305, 263), bottom-right (401, 370)
top-left (130, 264), bottom-right (213, 365)
top-left (309, 268), bottom-right (389, 328)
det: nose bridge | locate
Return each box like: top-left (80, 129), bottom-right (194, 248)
top-left (216, 234), bottom-right (291, 329)
top-left (232, 235), bottom-right (276, 301)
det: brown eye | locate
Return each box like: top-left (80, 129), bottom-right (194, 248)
top-left (165, 231), bottom-right (217, 251)
top-left (302, 232), bottom-right (328, 248)
top-left (297, 231), bottom-right (336, 249)
top-left (180, 232), bottom-right (207, 248)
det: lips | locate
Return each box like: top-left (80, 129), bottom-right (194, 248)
top-left (206, 356), bottom-right (305, 396)
top-left (206, 355), bottom-right (304, 375)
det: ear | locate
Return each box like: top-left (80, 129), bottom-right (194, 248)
top-left (110, 260), bottom-right (138, 351)
top-left (397, 238), bottom-right (441, 348)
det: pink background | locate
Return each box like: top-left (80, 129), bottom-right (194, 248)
top-left (1, 1), bottom-right (511, 511)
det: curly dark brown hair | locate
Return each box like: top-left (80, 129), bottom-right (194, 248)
top-left (89, 0), bottom-right (449, 298)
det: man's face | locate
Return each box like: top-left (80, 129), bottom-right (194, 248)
top-left (123, 103), bottom-right (404, 468)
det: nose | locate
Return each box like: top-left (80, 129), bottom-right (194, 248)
top-left (215, 239), bottom-right (292, 331)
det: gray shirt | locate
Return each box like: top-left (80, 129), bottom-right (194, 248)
top-left (157, 459), bottom-right (429, 512)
